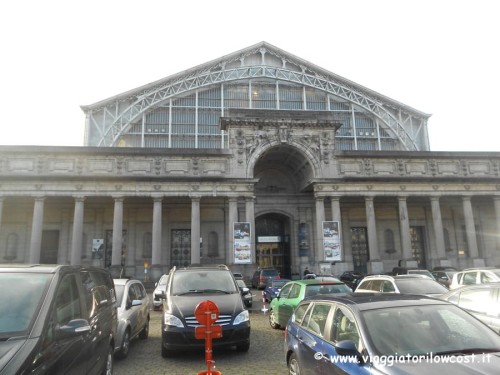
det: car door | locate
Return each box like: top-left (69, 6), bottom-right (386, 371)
top-left (322, 305), bottom-right (371, 374)
top-left (297, 302), bottom-right (334, 375)
top-left (277, 283), bottom-right (301, 327)
top-left (129, 283), bottom-right (145, 337)
top-left (81, 270), bottom-right (116, 375)
top-left (35, 272), bottom-right (90, 374)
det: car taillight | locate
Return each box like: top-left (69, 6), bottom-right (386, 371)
top-left (260, 276), bottom-right (265, 280)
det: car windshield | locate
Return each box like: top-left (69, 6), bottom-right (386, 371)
top-left (115, 284), bottom-right (125, 303)
top-left (158, 275), bottom-right (169, 285)
top-left (271, 280), bottom-right (289, 288)
top-left (362, 304), bottom-right (500, 357)
top-left (395, 278), bottom-right (448, 294)
top-left (172, 270), bottom-right (238, 295)
top-left (408, 270), bottom-right (434, 279)
top-left (236, 279), bottom-right (247, 288)
top-left (0, 272), bottom-right (52, 336)
top-left (262, 269), bottom-right (279, 277)
top-left (304, 283), bottom-right (351, 297)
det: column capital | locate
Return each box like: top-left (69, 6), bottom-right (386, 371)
top-left (112, 195), bottom-right (125, 202)
top-left (397, 195), bottom-right (408, 202)
top-left (190, 195), bottom-right (201, 202)
top-left (73, 195), bottom-right (86, 202)
top-left (430, 196), bottom-right (441, 202)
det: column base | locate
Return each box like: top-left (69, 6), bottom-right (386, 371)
top-left (367, 261), bottom-right (384, 275)
top-left (471, 258), bottom-right (486, 268)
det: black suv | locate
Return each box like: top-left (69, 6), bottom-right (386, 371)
top-left (161, 264), bottom-right (250, 357)
top-left (251, 268), bottom-right (280, 289)
top-left (0, 264), bottom-right (117, 375)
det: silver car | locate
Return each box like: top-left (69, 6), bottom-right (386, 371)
top-left (153, 274), bottom-right (169, 310)
top-left (113, 279), bottom-right (150, 359)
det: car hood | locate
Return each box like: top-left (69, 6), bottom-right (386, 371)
top-left (167, 293), bottom-right (243, 318)
top-left (373, 352), bottom-right (500, 375)
top-left (0, 338), bottom-right (31, 372)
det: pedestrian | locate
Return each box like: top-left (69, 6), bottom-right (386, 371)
top-left (303, 267), bottom-right (312, 276)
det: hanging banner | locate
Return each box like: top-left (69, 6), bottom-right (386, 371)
top-left (322, 221), bottom-right (341, 261)
top-left (234, 222), bottom-right (251, 264)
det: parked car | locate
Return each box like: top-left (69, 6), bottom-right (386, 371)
top-left (285, 293), bottom-right (500, 374)
top-left (0, 264), bottom-right (117, 375)
top-left (236, 278), bottom-right (253, 307)
top-left (113, 278), bottom-right (151, 358)
top-left (302, 274), bottom-right (339, 282)
top-left (355, 274), bottom-right (448, 296)
top-left (432, 269), bottom-right (457, 288)
top-left (161, 264), bottom-right (250, 357)
top-left (449, 267), bottom-right (500, 289)
top-left (392, 266), bottom-right (435, 279)
top-left (269, 278), bottom-right (351, 329)
top-left (251, 267), bottom-right (280, 289)
top-left (440, 283), bottom-right (500, 333)
top-left (339, 270), bottom-right (365, 290)
top-left (153, 274), bottom-right (169, 310)
top-left (263, 278), bottom-right (290, 302)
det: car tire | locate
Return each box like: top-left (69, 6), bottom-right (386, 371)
top-left (288, 353), bottom-right (301, 375)
top-left (139, 317), bottom-right (149, 339)
top-left (269, 309), bottom-right (281, 329)
top-left (102, 344), bottom-right (114, 375)
top-left (117, 329), bottom-right (130, 359)
top-left (236, 341), bottom-right (250, 352)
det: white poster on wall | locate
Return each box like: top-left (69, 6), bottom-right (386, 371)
top-left (234, 222), bottom-right (251, 264)
top-left (322, 221), bottom-right (341, 261)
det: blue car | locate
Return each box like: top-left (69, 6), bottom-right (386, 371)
top-left (285, 293), bottom-right (500, 374)
top-left (263, 278), bottom-right (290, 302)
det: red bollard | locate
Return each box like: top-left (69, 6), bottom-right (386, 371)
top-left (194, 300), bottom-right (223, 375)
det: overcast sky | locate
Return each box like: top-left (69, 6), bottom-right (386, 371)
top-left (1, 0), bottom-right (498, 152)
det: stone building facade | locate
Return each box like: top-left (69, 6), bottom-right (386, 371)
top-left (0, 42), bottom-right (499, 281)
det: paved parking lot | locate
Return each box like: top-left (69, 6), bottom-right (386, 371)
top-left (114, 293), bottom-right (288, 375)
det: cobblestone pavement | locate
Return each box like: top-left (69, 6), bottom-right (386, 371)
top-left (114, 298), bottom-right (289, 375)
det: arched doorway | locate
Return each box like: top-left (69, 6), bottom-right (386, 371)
top-left (255, 213), bottom-right (291, 279)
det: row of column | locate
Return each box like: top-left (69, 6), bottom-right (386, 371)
top-left (315, 195), bottom-right (500, 264)
top-left (0, 195), bottom-right (255, 269)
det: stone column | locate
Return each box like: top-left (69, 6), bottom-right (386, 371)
top-left (245, 196), bottom-right (256, 264)
top-left (430, 196), bottom-right (446, 259)
top-left (365, 196), bottom-right (384, 274)
top-left (315, 196), bottom-right (325, 268)
top-left (191, 196), bottom-right (201, 265)
top-left (365, 196), bottom-right (379, 260)
top-left (462, 196), bottom-right (479, 259)
top-left (59, 209), bottom-right (71, 264)
top-left (227, 197), bottom-right (238, 264)
top-left (494, 197), bottom-right (500, 251)
top-left (398, 196), bottom-right (413, 261)
top-left (29, 196), bottom-right (45, 264)
top-left (70, 196), bottom-right (85, 265)
top-left (126, 209), bottom-right (137, 278)
top-left (111, 196), bottom-right (124, 274)
top-left (151, 197), bottom-right (163, 266)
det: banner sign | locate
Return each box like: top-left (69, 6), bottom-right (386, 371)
top-left (322, 221), bottom-right (341, 261)
top-left (234, 222), bottom-right (251, 264)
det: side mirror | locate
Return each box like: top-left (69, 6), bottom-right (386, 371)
top-left (57, 319), bottom-right (91, 339)
top-left (334, 340), bottom-right (362, 362)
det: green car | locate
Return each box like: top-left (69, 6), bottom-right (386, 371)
top-left (269, 278), bottom-right (351, 329)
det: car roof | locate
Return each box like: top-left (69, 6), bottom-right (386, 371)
top-left (441, 281), bottom-right (500, 296)
top-left (362, 274), bottom-right (429, 281)
top-left (0, 264), bottom-right (105, 274)
top-left (286, 278), bottom-right (344, 286)
top-left (113, 278), bottom-right (140, 286)
top-left (303, 292), bottom-right (449, 311)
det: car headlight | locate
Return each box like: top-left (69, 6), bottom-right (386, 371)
top-left (163, 313), bottom-right (184, 328)
top-left (233, 310), bottom-right (250, 325)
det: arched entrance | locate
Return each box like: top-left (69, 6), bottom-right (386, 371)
top-left (255, 213), bottom-right (291, 279)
